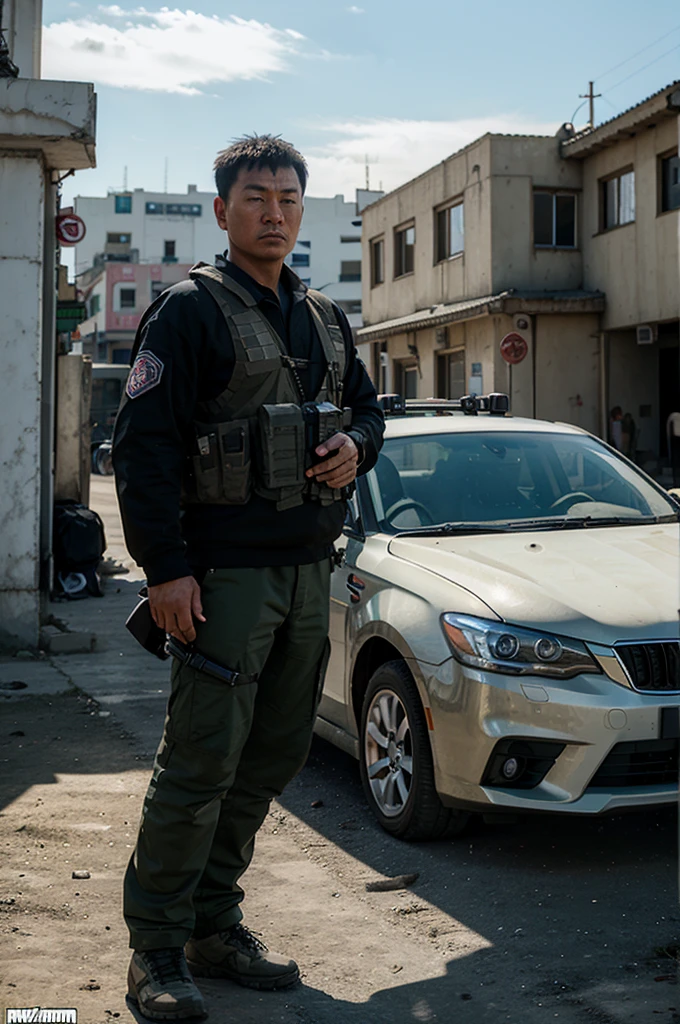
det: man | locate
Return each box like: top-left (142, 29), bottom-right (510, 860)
top-left (113, 135), bottom-right (384, 1021)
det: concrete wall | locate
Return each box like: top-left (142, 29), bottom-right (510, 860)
top-left (54, 354), bottom-right (92, 505)
top-left (5, 0), bottom-right (42, 78)
top-left (579, 117), bottom-right (679, 330)
top-left (489, 136), bottom-right (583, 293)
top-left (0, 154), bottom-right (44, 644)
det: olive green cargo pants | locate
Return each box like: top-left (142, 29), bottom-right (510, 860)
top-left (124, 561), bottom-right (331, 951)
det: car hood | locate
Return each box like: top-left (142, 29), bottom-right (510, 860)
top-left (387, 523), bottom-right (680, 644)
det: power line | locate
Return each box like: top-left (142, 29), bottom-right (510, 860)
top-left (595, 23), bottom-right (680, 82)
top-left (603, 40), bottom-right (680, 94)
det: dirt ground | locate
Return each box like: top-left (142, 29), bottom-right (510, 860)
top-left (1, 476), bottom-right (678, 1023)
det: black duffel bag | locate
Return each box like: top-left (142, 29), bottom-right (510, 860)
top-left (53, 500), bottom-right (107, 598)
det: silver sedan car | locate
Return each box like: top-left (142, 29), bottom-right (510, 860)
top-left (316, 397), bottom-right (680, 840)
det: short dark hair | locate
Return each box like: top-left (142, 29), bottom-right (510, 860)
top-left (214, 134), bottom-right (308, 202)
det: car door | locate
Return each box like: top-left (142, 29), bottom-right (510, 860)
top-left (320, 494), bottom-right (363, 729)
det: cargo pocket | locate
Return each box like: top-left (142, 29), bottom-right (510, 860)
top-left (192, 428), bottom-right (222, 502)
top-left (216, 419), bottom-right (251, 504)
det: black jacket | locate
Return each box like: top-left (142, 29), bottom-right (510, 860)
top-left (113, 256), bottom-right (384, 585)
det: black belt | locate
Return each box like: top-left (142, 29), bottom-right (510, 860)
top-left (165, 636), bottom-right (257, 687)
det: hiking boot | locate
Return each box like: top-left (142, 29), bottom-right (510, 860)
top-left (127, 948), bottom-right (207, 1021)
top-left (185, 923), bottom-right (300, 990)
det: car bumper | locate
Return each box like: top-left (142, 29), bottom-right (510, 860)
top-left (424, 658), bottom-right (679, 814)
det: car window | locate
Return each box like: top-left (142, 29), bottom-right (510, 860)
top-left (367, 431), bottom-right (676, 531)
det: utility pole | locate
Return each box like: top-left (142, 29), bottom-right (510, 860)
top-left (365, 154), bottom-right (369, 191)
top-left (579, 81), bottom-right (601, 129)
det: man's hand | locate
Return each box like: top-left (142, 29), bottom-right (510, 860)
top-left (305, 432), bottom-right (359, 490)
top-left (148, 575), bottom-right (206, 644)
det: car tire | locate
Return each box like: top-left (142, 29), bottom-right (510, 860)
top-left (93, 444), bottom-right (113, 476)
top-left (359, 659), bottom-right (469, 841)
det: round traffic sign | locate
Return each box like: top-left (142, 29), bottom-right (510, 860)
top-left (500, 332), bottom-right (528, 365)
top-left (56, 213), bottom-right (87, 245)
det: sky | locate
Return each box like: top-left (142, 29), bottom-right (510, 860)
top-left (41, 0), bottom-right (680, 208)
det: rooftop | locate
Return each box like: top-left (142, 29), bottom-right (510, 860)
top-left (563, 80), bottom-right (680, 158)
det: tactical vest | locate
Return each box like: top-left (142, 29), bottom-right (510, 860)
top-left (182, 263), bottom-right (348, 512)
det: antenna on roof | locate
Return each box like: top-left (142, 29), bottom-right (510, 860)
top-left (365, 154), bottom-right (370, 191)
top-left (123, 165), bottom-right (128, 191)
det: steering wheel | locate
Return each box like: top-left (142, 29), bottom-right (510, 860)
top-left (549, 491), bottom-right (596, 512)
top-left (383, 497), bottom-right (435, 526)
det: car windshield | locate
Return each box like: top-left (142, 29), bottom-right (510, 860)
top-left (365, 430), bottom-right (678, 533)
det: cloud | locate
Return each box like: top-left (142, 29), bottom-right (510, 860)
top-left (304, 115), bottom-right (560, 198)
top-left (42, 8), bottom-right (314, 94)
top-left (347, 5), bottom-right (365, 12)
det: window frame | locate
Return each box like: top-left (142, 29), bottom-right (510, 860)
top-left (370, 236), bottom-right (385, 288)
top-left (599, 167), bottom-right (636, 232)
top-left (434, 199), bottom-right (465, 263)
top-left (394, 221), bottom-right (416, 279)
top-left (532, 190), bottom-right (578, 249)
top-left (659, 148), bottom-right (680, 215)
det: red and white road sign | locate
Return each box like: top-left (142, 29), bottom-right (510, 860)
top-left (56, 213), bottom-right (87, 245)
top-left (500, 332), bottom-right (528, 365)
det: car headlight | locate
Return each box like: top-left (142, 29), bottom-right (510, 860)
top-left (441, 613), bottom-right (601, 679)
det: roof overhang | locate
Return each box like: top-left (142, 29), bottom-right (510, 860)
top-left (0, 78), bottom-right (96, 170)
top-left (562, 82), bottom-right (680, 159)
top-left (358, 290), bottom-right (605, 342)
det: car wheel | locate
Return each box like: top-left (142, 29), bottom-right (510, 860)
top-left (359, 659), bottom-right (469, 841)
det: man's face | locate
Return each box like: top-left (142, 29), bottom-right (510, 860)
top-left (213, 164), bottom-right (303, 262)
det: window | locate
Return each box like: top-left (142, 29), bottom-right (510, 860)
top-left (89, 294), bottom-right (101, 316)
top-left (337, 299), bottom-right (362, 315)
top-left (436, 202), bottom-right (464, 261)
top-left (106, 232), bottom-right (131, 245)
top-left (340, 260), bottom-right (361, 282)
top-left (119, 288), bottom-right (136, 309)
top-left (601, 170), bottom-right (635, 230)
top-left (371, 238), bottom-right (385, 286)
top-left (146, 202), bottom-right (164, 215)
top-left (533, 192), bottom-right (577, 247)
top-left (165, 202), bottom-right (202, 216)
top-left (298, 240), bottom-right (311, 248)
top-left (661, 151), bottom-right (680, 213)
top-left (151, 281), bottom-right (166, 302)
top-left (340, 236), bottom-right (362, 243)
top-left (436, 350), bottom-right (465, 399)
top-left (163, 240), bottom-right (176, 262)
top-left (291, 252), bottom-right (310, 267)
top-left (115, 194), bottom-right (132, 214)
top-left (394, 224), bottom-right (415, 277)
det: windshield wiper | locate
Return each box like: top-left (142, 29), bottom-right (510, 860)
top-left (391, 522), bottom-right (516, 537)
top-left (535, 514), bottom-right (679, 529)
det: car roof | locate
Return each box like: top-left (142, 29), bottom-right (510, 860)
top-left (383, 414), bottom-right (589, 439)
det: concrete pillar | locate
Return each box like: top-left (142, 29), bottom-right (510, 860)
top-left (4, 0), bottom-right (42, 78)
top-left (54, 354), bottom-right (93, 506)
top-left (0, 153), bottom-right (45, 646)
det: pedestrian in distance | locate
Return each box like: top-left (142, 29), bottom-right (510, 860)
top-left (112, 134), bottom-right (385, 1021)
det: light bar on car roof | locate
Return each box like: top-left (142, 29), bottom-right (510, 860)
top-left (377, 393), bottom-right (509, 417)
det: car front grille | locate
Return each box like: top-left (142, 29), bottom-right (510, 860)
top-left (588, 739), bottom-right (678, 788)
top-left (616, 642), bottom-right (680, 693)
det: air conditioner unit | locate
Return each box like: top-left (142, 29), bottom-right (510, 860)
top-left (636, 324), bottom-right (656, 345)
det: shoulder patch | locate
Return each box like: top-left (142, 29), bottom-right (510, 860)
top-left (126, 351), bottom-right (165, 399)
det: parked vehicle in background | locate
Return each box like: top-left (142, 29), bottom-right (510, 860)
top-left (91, 363), bottom-right (128, 473)
top-left (318, 394), bottom-right (680, 841)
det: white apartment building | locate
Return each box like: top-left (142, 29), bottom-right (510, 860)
top-left (73, 185), bottom-right (383, 342)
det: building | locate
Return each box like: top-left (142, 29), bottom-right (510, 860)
top-left (359, 83), bottom-right (680, 467)
top-left (73, 186), bottom-right (383, 355)
top-left (562, 84), bottom-right (680, 461)
top-left (0, 0), bottom-right (96, 646)
top-left (76, 261), bottom-right (194, 365)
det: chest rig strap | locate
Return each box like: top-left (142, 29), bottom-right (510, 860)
top-left (306, 290), bottom-right (347, 407)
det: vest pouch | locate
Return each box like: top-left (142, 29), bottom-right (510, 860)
top-left (216, 419), bottom-right (251, 504)
top-left (191, 419), bottom-right (251, 504)
top-left (258, 404), bottom-right (305, 490)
